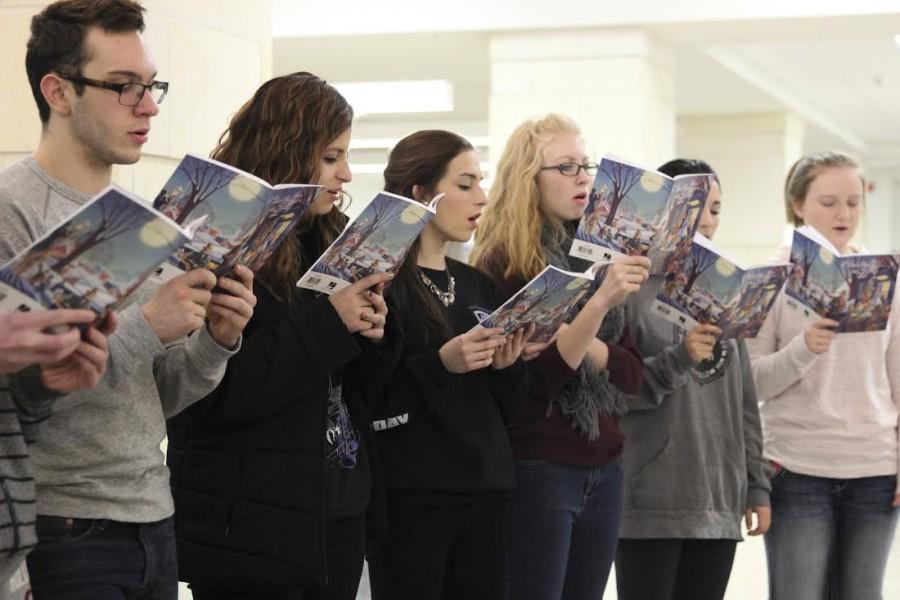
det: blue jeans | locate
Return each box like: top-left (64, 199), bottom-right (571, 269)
top-left (26, 516), bottom-right (178, 600)
top-left (508, 459), bottom-right (623, 600)
top-left (765, 469), bottom-right (899, 600)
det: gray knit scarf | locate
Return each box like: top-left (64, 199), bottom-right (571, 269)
top-left (542, 224), bottom-right (631, 441)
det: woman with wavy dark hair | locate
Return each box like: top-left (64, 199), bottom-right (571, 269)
top-left (365, 130), bottom-right (532, 600)
top-left (165, 72), bottom-right (396, 600)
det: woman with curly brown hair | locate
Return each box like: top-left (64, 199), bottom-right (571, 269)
top-left (166, 72), bottom-right (397, 600)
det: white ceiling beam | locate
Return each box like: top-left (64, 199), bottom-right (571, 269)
top-left (702, 46), bottom-right (867, 153)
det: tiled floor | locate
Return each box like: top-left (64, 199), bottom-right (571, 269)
top-left (178, 527), bottom-right (900, 599)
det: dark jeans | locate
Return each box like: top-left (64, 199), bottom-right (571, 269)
top-left (26, 515), bottom-right (177, 600)
top-left (367, 496), bottom-right (510, 600)
top-left (508, 458), bottom-right (624, 600)
top-left (765, 469), bottom-right (899, 600)
top-left (189, 515), bottom-right (366, 600)
top-left (615, 538), bottom-right (737, 600)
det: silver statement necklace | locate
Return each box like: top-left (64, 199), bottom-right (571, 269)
top-left (418, 268), bottom-right (456, 307)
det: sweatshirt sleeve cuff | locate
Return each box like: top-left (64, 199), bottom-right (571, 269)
top-left (109, 303), bottom-right (165, 365)
top-left (671, 342), bottom-right (697, 371)
top-left (185, 324), bottom-right (240, 376)
top-left (747, 486), bottom-right (771, 509)
top-left (785, 329), bottom-right (820, 372)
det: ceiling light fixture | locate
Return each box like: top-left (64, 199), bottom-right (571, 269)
top-left (333, 80), bottom-right (454, 116)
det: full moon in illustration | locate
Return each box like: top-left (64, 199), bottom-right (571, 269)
top-left (400, 205), bottom-right (426, 224)
top-left (715, 257), bottom-right (737, 277)
top-left (140, 220), bottom-right (182, 247)
top-left (640, 171), bottom-right (664, 193)
top-left (229, 177), bottom-right (263, 202)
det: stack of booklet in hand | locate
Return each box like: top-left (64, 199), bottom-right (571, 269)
top-left (297, 192), bottom-right (442, 294)
top-left (784, 226), bottom-right (899, 333)
top-left (570, 156), bottom-right (714, 274)
top-left (651, 234), bottom-right (789, 338)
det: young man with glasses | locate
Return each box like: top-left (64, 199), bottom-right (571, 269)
top-left (0, 1), bottom-right (256, 598)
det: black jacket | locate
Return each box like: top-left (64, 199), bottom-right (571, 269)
top-left (166, 228), bottom-right (400, 590)
top-left (372, 259), bottom-right (526, 500)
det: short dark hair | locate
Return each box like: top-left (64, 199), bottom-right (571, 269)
top-left (657, 158), bottom-right (721, 189)
top-left (26, 0), bottom-right (146, 123)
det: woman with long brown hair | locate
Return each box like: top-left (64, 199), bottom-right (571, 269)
top-left (165, 72), bottom-right (396, 600)
top-left (365, 130), bottom-right (532, 600)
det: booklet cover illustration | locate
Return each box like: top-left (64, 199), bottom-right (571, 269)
top-left (297, 191), bottom-right (442, 294)
top-left (475, 264), bottom-right (609, 343)
top-left (570, 156), bottom-right (712, 275)
top-left (785, 226), bottom-right (899, 333)
top-left (0, 186), bottom-right (189, 318)
top-left (652, 234), bottom-right (789, 338)
top-left (152, 154), bottom-right (321, 281)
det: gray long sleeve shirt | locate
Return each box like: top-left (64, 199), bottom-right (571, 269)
top-left (620, 276), bottom-right (770, 540)
top-left (0, 157), bottom-right (236, 523)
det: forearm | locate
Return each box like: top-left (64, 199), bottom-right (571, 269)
top-left (557, 300), bottom-right (609, 370)
top-left (748, 333), bottom-right (819, 402)
top-left (584, 338), bottom-right (609, 370)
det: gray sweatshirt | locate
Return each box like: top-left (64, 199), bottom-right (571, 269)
top-left (620, 276), bottom-right (770, 540)
top-left (0, 157), bottom-right (236, 523)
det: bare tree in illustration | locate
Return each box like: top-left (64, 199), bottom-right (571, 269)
top-left (682, 246), bottom-right (718, 295)
top-left (602, 162), bottom-right (643, 225)
top-left (342, 199), bottom-right (411, 258)
top-left (172, 158), bottom-right (234, 224)
top-left (52, 198), bottom-right (148, 272)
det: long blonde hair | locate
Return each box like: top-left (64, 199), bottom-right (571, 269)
top-left (471, 113), bottom-right (581, 281)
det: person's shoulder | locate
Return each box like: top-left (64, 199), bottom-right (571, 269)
top-left (0, 159), bottom-right (40, 204)
top-left (0, 162), bottom-right (45, 227)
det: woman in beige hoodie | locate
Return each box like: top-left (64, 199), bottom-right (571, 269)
top-left (746, 151), bottom-right (900, 600)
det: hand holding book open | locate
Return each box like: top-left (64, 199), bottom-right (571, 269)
top-left (803, 318), bottom-right (838, 355)
top-left (141, 269), bottom-right (216, 344)
top-left (683, 323), bottom-right (721, 363)
top-left (0, 308), bottom-right (114, 393)
top-left (207, 265), bottom-right (257, 349)
top-left (39, 312), bottom-right (116, 393)
top-left (328, 272), bottom-right (392, 341)
top-left (439, 327), bottom-right (510, 374)
top-left (589, 255), bottom-right (651, 311)
top-left (490, 324), bottom-right (536, 371)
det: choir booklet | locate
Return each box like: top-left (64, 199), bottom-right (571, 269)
top-left (152, 154), bottom-right (321, 282)
top-left (785, 226), bottom-right (899, 333)
top-left (297, 191), bottom-right (443, 294)
top-left (0, 185), bottom-right (190, 319)
top-left (652, 234), bottom-right (789, 338)
top-left (570, 156), bottom-right (713, 275)
top-left (475, 264), bottom-right (610, 343)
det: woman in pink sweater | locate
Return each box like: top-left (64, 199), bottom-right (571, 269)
top-left (747, 150), bottom-right (899, 600)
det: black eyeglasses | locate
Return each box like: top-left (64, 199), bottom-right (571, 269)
top-left (540, 162), bottom-right (598, 177)
top-left (59, 75), bottom-right (168, 107)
